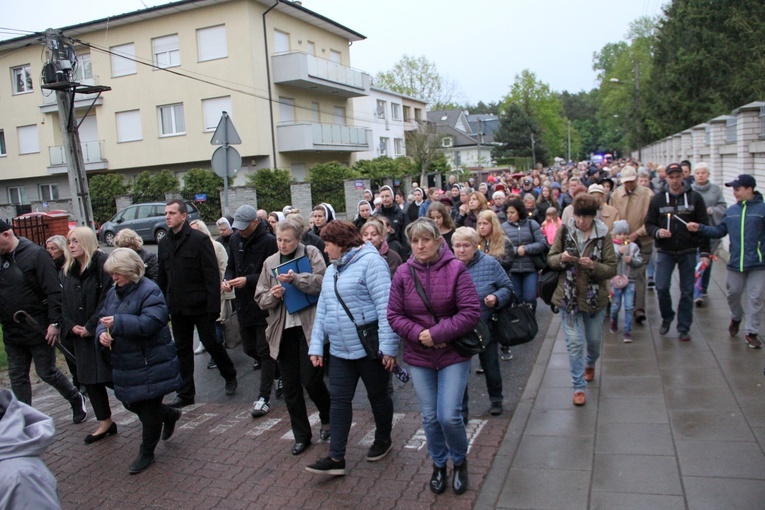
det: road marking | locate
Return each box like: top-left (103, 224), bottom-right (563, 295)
top-left (358, 413), bottom-right (405, 446)
top-left (210, 409), bottom-right (255, 434)
top-left (281, 412), bottom-right (321, 440)
top-left (246, 418), bottom-right (282, 437)
top-left (405, 419), bottom-right (487, 452)
top-left (180, 413), bottom-right (217, 430)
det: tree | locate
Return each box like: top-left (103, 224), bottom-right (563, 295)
top-left (405, 122), bottom-right (444, 185)
top-left (88, 174), bottom-right (130, 223)
top-left (132, 169), bottom-right (180, 203)
top-left (308, 162), bottom-right (357, 213)
top-left (492, 103), bottom-right (550, 166)
top-left (460, 100), bottom-right (501, 115)
top-left (181, 169), bottom-right (224, 222)
top-left (245, 168), bottom-right (291, 213)
top-left (374, 55), bottom-right (461, 110)
top-left (353, 156), bottom-right (415, 190)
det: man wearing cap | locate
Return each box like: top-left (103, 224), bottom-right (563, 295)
top-left (223, 205), bottom-right (278, 416)
top-left (0, 219), bottom-right (87, 423)
top-left (611, 165), bottom-right (654, 324)
top-left (158, 199), bottom-right (238, 407)
top-left (688, 174), bottom-right (765, 348)
top-left (644, 163), bottom-right (711, 342)
top-left (588, 184), bottom-right (621, 231)
top-left (521, 178), bottom-right (538, 199)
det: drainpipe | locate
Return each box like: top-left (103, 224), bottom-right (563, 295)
top-left (263, 1), bottom-right (279, 169)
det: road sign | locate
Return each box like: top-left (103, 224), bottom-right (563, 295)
top-left (212, 146), bottom-right (242, 179)
top-left (195, 193), bottom-right (207, 202)
top-left (210, 112), bottom-right (241, 145)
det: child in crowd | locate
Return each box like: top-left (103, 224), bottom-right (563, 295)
top-left (609, 220), bottom-right (643, 342)
top-left (540, 207), bottom-right (561, 245)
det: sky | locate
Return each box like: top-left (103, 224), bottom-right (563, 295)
top-left (1, 0), bottom-right (666, 105)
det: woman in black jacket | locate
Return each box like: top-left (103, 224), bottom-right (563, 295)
top-left (62, 227), bottom-right (114, 444)
top-left (97, 248), bottom-right (182, 474)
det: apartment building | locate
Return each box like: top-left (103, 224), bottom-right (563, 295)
top-left (0, 0), bottom-right (372, 212)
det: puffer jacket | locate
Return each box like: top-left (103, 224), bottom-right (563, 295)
top-left (96, 278), bottom-right (181, 404)
top-left (697, 191), bottom-right (765, 272)
top-left (308, 242), bottom-right (398, 360)
top-left (547, 219), bottom-right (617, 311)
top-left (388, 242), bottom-right (481, 370)
top-left (502, 218), bottom-right (548, 273)
top-left (465, 251), bottom-right (513, 321)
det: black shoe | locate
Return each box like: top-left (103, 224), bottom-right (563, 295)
top-left (275, 378), bottom-right (283, 399)
top-left (207, 359), bottom-right (217, 370)
top-left (634, 311), bottom-right (647, 324)
top-left (453, 459), bottom-right (469, 495)
top-left (252, 359), bottom-right (261, 371)
top-left (489, 402), bottom-right (503, 416)
top-left (366, 439), bottom-right (393, 462)
top-left (659, 321), bottom-right (671, 335)
top-left (162, 409), bottom-right (182, 441)
top-left (305, 456), bottom-right (345, 475)
top-left (128, 453), bottom-right (155, 474)
top-left (168, 396), bottom-right (194, 409)
top-left (430, 464), bottom-right (447, 494)
top-left (84, 422), bottom-right (118, 444)
top-left (729, 320), bottom-right (741, 337)
top-left (319, 429), bottom-right (331, 442)
top-left (70, 393), bottom-right (87, 424)
top-left (292, 442), bottom-right (311, 456)
top-left (225, 379), bottom-right (237, 396)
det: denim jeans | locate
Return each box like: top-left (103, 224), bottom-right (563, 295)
top-left (5, 341), bottom-right (79, 405)
top-left (410, 360), bottom-right (470, 467)
top-left (610, 282), bottom-right (636, 334)
top-left (655, 251), bottom-right (697, 334)
top-left (510, 271), bottom-right (539, 305)
top-left (561, 308), bottom-right (605, 390)
top-left (461, 336), bottom-right (503, 416)
top-left (694, 255), bottom-right (713, 299)
top-left (328, 355), bottom-right (393, 461)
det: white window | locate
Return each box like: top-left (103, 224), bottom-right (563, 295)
top-left (153, 34), bottom-right (180, 68)
top-left (0, 130), bottom-right (5, 156)
top-left (203, 96), bottom-right (232, 131)
top-left (12, 65), bottom-right (33, 94)
top-left (158, 104), bottom-right (185, 136)
top-left (442, 137), bottom-right (453, 148)
top-left (274, 30), bottom-right (289, 53)
top-left (376, 100), bottom-right (386, 119)
top-left (333, 107), bottom-right (345, 125)
top-left (197, 25), bottom-right (227, 62)
top-left (39, 184), bottom-right (59, 201)
top-left (306, 41), bottom-right (315, 55)
top-left (379, 137), bottom-right (389, 156)
top-left (311, 102), bottom-right (320, 122)
top-left (116, 110), bottom-right (142, 142)
top-left (394, 138), bottom-right (404, 155)
top-left (329, 50), bottom-right (341, 64)
top-left (8, 187), bottom-right (26, 205)
top-left (17, 125), bottom-right (39, 154)
top-left (391, 103), bottom-right (401, 121)
top-left (111, 43), bottom-right (136, 77)
top-left (279, 97), bottom-right (294, 124)
top-left (72, 54), bottom-right (93, 82)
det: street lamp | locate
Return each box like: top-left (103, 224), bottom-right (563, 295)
top-left (608, 63), bottom-right (641, 162)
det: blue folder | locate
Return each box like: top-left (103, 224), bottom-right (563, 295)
top-left (272, 255), bottom-right (319, 314)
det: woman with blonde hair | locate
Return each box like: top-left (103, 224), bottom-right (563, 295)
top-left (476, 210), bottom-right (513, 271)
top-left (361, 218), bottom-right (402, 276)
top-left (113, 229), bottom-right (158, 281)
top-left (61, 227), bottom-right (114, 443)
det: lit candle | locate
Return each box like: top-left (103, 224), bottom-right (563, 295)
top-left (667, 213), bottom-right (671, 230)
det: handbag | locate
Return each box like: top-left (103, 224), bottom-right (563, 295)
top-left (528, 221), bottom-right (549, 270)
top-left (491, 296), bottom-right (539, 347)
top-left (222, 311), bottom-right (242, 349)
top-left (610, 274), bottom-right (629, 290)
top-left (334, 273), bottom-right (379, 360)
top-left (409, 266), bottom-right (489, 357)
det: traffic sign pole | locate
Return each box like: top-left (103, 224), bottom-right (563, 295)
top-left (211, 112), bottom-right (242, 215)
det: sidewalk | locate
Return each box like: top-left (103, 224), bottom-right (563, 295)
top-left (478, 261), bottom-right (765, 509)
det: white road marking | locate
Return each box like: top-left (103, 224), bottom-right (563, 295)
top-left (281, 412), bottom-right (321, 440)
top-left (358, 413), bottom-right (405, 446)
top-left (179, 413), bottom-right (217, 430)
top-left (404, 418), bottom-right (487, 452)
top-left (245, 418), bottom-right (282, 437)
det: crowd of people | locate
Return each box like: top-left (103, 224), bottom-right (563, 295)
top-left (1, 156), bottom-right (763, 500)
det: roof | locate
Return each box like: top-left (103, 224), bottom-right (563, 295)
top-left (438, 125), bottom-right (482, 148)
top-left (0, 0), bottom-right (365, 50)
top-left (428, 110), bottom-right (465, 127)
top-left (369, 86), bottom-right (427, 105)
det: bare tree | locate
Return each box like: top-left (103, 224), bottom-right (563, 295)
top-left (405, 121), bottom-right (443, 186)
top-left (374, 55), bottom-right (461, 110)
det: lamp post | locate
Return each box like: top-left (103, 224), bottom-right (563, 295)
top-left (609, 61), bottom-right (641, 162)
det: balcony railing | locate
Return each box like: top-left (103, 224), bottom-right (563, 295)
top-left (272, 52), bottom-right (370, 98)
top-left (277, 122), bottom-right (370, 152)
top-left (49, 140), bottom-right (105, 166)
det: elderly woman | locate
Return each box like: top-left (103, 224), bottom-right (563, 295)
top-left (361, 218), bottom-right (402, 277)
top-left (427, 201), bottom-right (457, 250)
top-left (387, 218), bottom-right (481, 495)
top-left (547, 194), bottom-right (616, 406)
top-left (61, 227), bottom-right (114, 443)
top-left (113, 229), bottom-right (159, 282)
top-left (254, 219), bottom-right (331, 456)
top-left (502, 199), bottom-right (548, 306)
top-left (97, 249), bottom-right (182, 474)
top-left (452, 227), bottom-right (513, 417)
top-left (457, 191), bottom-right (489, 229)
top-left (46, 235), bottom-right (67, 271)
top-left (305, 221), bottom-right (397, 476)
top-left (477, 210), bottom-right (513, 271)
top-left (353, 200), bottom-right (373, 231)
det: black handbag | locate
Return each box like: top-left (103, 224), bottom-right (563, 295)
top-left (409, 267), bottom-right (489, 357)
top-left (527, 221), bottom-right (549, 270)
top-left (491, 296), bottom-right (539, 347)
top-left (334, 273), bottom-right (379, 360)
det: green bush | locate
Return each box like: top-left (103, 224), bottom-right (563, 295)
top-left (245, 169), bottom-right (292, 213)
top-left (132, 169), bottom-right (180, 203)
top-left (182, 169), bottom-right (225, 222)
top-left (308, 162), bottom-right (357, 213)
top-left (0, 327), bottom-right (7, 371)
top-left (353, 156), bottom-right (416, 190)
top-left (89, 174), bottom-right (130, 223)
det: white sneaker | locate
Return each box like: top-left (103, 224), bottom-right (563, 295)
top-left (194, 344), bottom-right (206, 355)
top-left (250, 397), bottom-right (270, 418)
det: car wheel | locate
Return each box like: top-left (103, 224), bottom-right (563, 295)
top-left (155, 228), bottom-right (167, 244)
top-left (104, 231), bottom-right (115, 246)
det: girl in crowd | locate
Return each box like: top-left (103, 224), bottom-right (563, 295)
top-left (477, 210), bottom-right (514, 271)
top-left (311, 203), bottom-right (335, 236)
top-left (457, 191), bottom-right (489, 229)
top-left (361, 218), bottom-right (403, 276)
top-left (535, 185), bottom-right (559, 225)
top-left (427, 201), bottom-right (457, 250)
top-left (267, 211), bottom-right (286, 234)
top-left (407, 188), bottom-right (424, 224)
top-left (113, 229), bottom-right (159, 282)
top-left (353, 200), bottom-right (373, 231)
top-left (541, 206), bottom-right (562, 245)
top-left (502, 199), bottom-right (548, 306)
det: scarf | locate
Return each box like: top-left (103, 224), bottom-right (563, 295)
top-left (560, 223), bottom-right (603, 318)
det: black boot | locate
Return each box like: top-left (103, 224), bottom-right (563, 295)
top-left (161, 408), bottom-right (182, 441)
top-left (128, 452), bottom-right (155, 474)
top-left (430, 464), bottom-right (447, 494)
top-left (453, 459), bottom-right (468, 494)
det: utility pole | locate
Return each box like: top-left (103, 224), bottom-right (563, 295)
top-left (567, 120), bottom-right (571, 162)
top-left (634, 59), bottom-right (642, 163)
top-left (531, 133), bottom-right (536, 170)
top-left (41, 29), bottom-right (109, 229)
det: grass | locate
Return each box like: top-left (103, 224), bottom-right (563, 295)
top-left (0, 327), bottom-right (7, 371)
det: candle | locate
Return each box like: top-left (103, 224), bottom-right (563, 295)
top-left (674, 214), bottom-right (689, 227)
top-left (667, 213), bottom-right (671, 230)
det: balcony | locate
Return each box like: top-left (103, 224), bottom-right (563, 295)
top-left (277, 122), bottom-right (370, 152)
top-left (48, 140), bottom-right (108, 173)
top-left (39, 76), bottom-right (104, 113)
top-left (272, 52), bottom-right (370, 98)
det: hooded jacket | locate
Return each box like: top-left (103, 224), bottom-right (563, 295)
top-left (0, 389), bottom-right (60, 510)
top-left (696, 191), bottom-right (765, 272)
top-left (387, 242), bottom-right (481, 370)
top-left (645, 181), bottom-right (711, 256)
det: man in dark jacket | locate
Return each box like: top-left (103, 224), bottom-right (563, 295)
top-left (0, 220), bottom-right (87, 423)
top-left (376, 185), bottom-right (407, 245)
top-left (158, 200), bottom-right (237, 407)
top-left (644, 164), bottom-right (710, 342)
top-left (223, 205), bottom-right (277, 417)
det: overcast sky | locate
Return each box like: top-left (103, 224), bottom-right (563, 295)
top-left (1, 0), bottom-right (666, 104)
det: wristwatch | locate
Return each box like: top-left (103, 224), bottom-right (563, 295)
top-left (50, 323), bottom-right (60, 329)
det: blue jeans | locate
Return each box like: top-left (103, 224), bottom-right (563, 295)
top-left (410, 360), bottom-right (470, 467)
top-left (328, 355), bottom-right (393, 461)
top-left (647, 249), bottom-right (657, 280)
top-left (655, 251), bottom-right (696, 334)
top-left (610, 282), bottom-right (636, 333)
top-left (461, 335), bottom-right (503, 416)
top-left (694, 256), bottom-right (713, 299)
top-left (510, 271), bottom-right (539, 305)
top-left (561, 308), bottom-right (605, 389)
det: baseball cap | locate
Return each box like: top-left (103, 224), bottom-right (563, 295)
top-left (588, 184), bottom-right (605, 195)
top-left (725, 174), bottom-right (757, 189)
top-left (232, 205), bottom-right (258, 230)
top-left (666, 163), bottom-right (682, 175)
top-left (0, 219), bottom-right (11, 232)
top-left (620, 166), bottom-right (637, 182)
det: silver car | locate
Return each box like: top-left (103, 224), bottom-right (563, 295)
top-left (98, 201), bottom-right (201, 246)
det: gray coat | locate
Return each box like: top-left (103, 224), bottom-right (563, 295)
top-left (501, 218), bottom-right (548, 273)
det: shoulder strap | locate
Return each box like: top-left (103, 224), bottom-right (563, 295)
top-left (334, 272), bottom-right (358, 326)
top-left (409, 266), bottom-right (439, 323)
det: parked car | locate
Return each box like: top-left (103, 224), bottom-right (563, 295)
top-left (98, 200), bottom-right (200, 246)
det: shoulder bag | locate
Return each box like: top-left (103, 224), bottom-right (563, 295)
top-left (334, 273), bottom-right (379, 360)
top-left (409, 266), bottom-right (489, 357)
